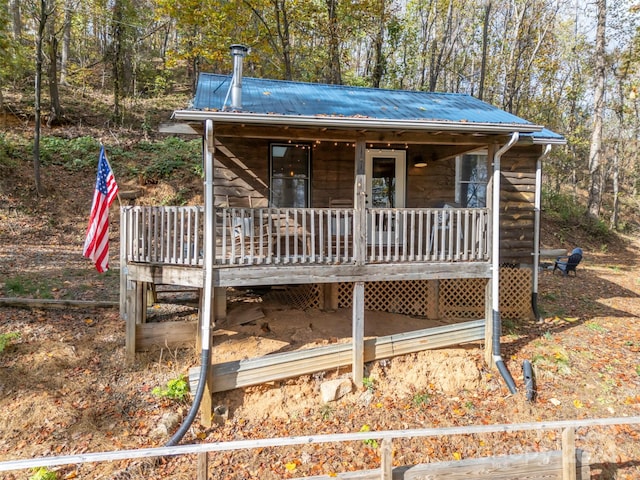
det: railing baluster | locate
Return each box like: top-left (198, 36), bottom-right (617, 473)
top-left (293, 209), bottom-right (299, 263)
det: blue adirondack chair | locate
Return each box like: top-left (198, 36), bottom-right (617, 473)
top-left (553, 248), bottom-right (583, 276)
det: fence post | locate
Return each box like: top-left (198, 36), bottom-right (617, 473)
top-left (562, 427), bottom-right (576, 480)
top-left (197, 452), bottom-right (208, 480)
top-left (380, 438), bottom-right (392, 480)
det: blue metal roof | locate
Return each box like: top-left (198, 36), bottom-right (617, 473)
top-left (526, 128), bottom-right (566, 143)
top-left (194, 74), bottom-right (535, 127)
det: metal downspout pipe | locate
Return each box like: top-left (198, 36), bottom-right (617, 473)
top-left (532, 144), bottom-right (552, 321)
top-left (166, 120), bottom-right (215, 446)
top-left (492, 132), bottom-right (519, 394)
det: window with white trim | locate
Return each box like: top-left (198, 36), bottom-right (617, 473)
top-left (269, 143), bottom-right (311, 207)
top-left (456, 153), bottom-right (488, 207)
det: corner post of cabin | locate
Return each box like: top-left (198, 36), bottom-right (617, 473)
top-left (352, 138), bottom-right (366, 386)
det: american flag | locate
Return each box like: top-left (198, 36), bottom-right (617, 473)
top-left (83, 146), bottom-right (119, 273)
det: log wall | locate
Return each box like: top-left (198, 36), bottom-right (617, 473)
top-left (500, 147), bottom-right (540, 265)
top-left (214, 139), bottom-right (541, 265)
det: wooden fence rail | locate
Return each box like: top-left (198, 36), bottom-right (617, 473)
top-left (1, 417), bottom-right (638, 479)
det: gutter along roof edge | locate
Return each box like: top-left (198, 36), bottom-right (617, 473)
top-left (172, 110), bottom-right (544, 134)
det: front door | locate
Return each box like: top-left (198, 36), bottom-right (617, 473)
top-left (365, 149), bottom-right (406, 244)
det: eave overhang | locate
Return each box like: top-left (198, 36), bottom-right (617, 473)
top-left (170, 110), bottom-right (544, 136)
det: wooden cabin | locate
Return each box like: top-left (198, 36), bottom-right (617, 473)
top-left (120, 47), bottom-right (565, 414)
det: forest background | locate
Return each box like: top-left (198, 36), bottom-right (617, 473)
top-left (1, 0), bottom-right (640, 228)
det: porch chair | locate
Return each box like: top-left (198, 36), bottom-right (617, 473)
top-left (553, 248), bottom-right (583, 276)
top-left (226, 195), bottom-right (274, 263)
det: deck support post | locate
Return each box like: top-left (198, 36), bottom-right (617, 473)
top-left (484, 279), bottom-right (494, 367)
top-left (214, 287), bottom-right (227, 321)
top-left (427, 280), bottom-right (439, 320)
top-left (136, 281), bottom-right (147, 324)
top-left (119, 206), bottom-right (128, 321)
top-left (198, 120), bottom-right (217, 428)
top-left (352, 138), bottom-right (367, 386)
top-left (352, 281), bottom-right (365, 386)
top-left (124, 278), bottom-right (136, 361)
top-left (321, 283), bottom-right (339, 311)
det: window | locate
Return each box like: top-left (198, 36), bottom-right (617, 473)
top-left (456, 153), bottom-right (488, 207)
top-left (270, 143), bottom-right (311, 207)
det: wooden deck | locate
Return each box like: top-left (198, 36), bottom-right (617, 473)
top-left (121, 206), bottom-right (490, 287)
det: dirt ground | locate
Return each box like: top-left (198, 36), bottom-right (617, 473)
top-left (1, 174), bottom-right (640, 479)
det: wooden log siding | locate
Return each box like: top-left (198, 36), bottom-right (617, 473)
top-left (499, 157), bottom-right (538, 265)
top-left (123, 206), bottom-right (489, 267)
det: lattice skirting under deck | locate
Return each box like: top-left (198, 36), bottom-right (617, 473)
top-left (271, 268), bottom-right (532, 320)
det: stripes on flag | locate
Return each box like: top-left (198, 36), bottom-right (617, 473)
top-left (83, 145), bottom-right (119, 273)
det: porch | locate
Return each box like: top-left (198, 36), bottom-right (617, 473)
top-left (121, 205), bottom-right (490, 272)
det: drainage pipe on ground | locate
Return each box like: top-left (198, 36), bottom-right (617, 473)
top-left (531, 144), bottom-right (552, 321)
top-left (491, 133), bottom-right (519, 394)
top-left (166, 120), bottom-right (215, 446)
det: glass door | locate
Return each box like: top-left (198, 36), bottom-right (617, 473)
top-left (365, 149), bottom-right (406, 244)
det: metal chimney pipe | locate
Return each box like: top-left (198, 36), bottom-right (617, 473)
top-left (230, 44), bottom-right (249, 111)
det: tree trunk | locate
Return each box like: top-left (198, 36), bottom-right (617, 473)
top-left (478, 1), bottom-right (491, 101)
top-left (275, 0), bottom-right (292, 80)
top-left (34, 0), bottom-right (49, 196)
top-left (428, 0), bottom-right (455, 92)
top-left (112, 0), bottom-right (123, 121)
top-left (325, 0), bottom-right (341, 84)
top-left (59, 0), bottom-right (73, 86)
top-left (10, 0), bottom-right (21, 41)
top-left (47, 19), bottom-right (64, 126)
top-left (371, 0), bottom-right (385, 88)
top-left (610, 148), bottom-right (619, 229)
top-left (587, 0), bottom-right (606, 218)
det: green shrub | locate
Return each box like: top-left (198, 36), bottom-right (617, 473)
top-left (37, 136), bottom-right (101, 170)
top-left (0, 332), bottom-right (20, 353)
top-left (153, 375), bottom-right (189, 401)
top-left (29, 467), bottom-right (58, 480)
top-left (542, 187), bottom-right (611, 241)
top-left (542, 187), bottom-right (584, 223)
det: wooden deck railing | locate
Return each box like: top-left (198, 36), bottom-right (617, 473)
top-left (121, 206), bottom-right (489, 266)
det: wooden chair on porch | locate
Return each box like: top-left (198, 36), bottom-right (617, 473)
top-left (223, 195), bottom-right (274, 263)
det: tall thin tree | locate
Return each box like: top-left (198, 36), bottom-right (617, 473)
top-left (34, 0), bottom-right (54, 195)
top-left (587, 0), bottom-right (606, 218)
